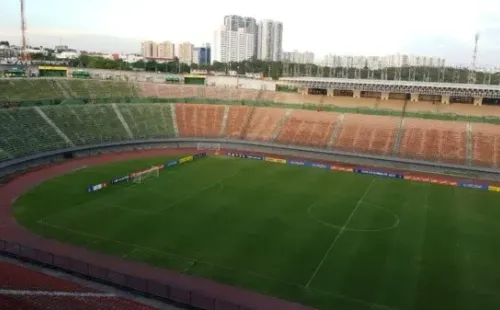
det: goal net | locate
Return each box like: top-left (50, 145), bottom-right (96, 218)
top-left (130, 166), bottom-right (160, 184)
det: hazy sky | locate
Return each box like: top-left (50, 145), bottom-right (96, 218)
top-left (1, 0), bottom-right (499, 65)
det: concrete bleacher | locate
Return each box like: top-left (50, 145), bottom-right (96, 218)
top-left (470, 123), bottom-right (500, 168)
top-left (332, 114), bottom-right (400, 156)
top-left (397, 118), bottom-right (468, 165)
top-left (0, 261), bottom-right (155, 310)
top-left (175, 103), bottom-right (225, 138)
top-left (276, 110), bottom-right (341, 148)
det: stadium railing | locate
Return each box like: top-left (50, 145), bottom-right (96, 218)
top-left (0, 238), bottom-right (251, 310)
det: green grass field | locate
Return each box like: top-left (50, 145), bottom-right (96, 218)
top-left (13, 156), bottom-right (500, 310)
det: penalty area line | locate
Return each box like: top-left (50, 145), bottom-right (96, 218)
top-left (305, 178), bottom-right (376, 288)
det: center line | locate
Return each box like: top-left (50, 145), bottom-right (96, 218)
top-left (305, 178), bottom-right (376, 288)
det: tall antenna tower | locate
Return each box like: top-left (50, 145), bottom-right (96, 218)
top-left (472, 32), bottom-right (479, 69)
top-left (468, 32), bottom-right (479, 84)
top-left (20, 0), bottom-right (30, 61)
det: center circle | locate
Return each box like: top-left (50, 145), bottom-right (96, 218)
top-left (308, 201), bottom-right (400, 232)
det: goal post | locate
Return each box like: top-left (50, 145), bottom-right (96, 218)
top-left (130, 166), bottom-right (160, 184)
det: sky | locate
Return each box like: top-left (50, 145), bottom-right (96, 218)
top-left (1, 0), bottom-right (499, 66)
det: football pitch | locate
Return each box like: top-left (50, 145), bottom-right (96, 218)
top-left (13, 155), bottom-right (500, 310)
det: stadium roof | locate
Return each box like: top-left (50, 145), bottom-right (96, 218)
top-left (279, 77), bottom-right (500, 98)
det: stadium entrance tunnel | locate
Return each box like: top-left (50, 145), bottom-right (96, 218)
top-left (308, 200), bottom-right (400, 232)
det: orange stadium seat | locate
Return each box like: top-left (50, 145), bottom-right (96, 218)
top-left (175, 104), bottom-right (225, 138)
top-left (242, 107), bottom-right (287, 142)
top-left (397, 118), bottom-right (467, 165)
top-left (333, 114), bottom-right (400, 156)
top-left (276, 110), bottom-right (340, 148)
top-left (224, 106), bottom-right (253, 139)
top-left (471, 123), bottom-right (500, 168)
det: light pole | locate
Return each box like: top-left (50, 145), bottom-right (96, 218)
top-left (236, 65), bottom-right (240, 88)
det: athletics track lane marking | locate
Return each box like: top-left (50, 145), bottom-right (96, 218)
top-left (35, 219), bottom-right (398, 310)
top-left (305, 178), bottom-right (376, 288)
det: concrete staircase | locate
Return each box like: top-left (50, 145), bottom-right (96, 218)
top-left (58, 79), bottom-right (78, 97)
top-left (392, 118), bottom-right (406, 156)
top-left (170, 104), bottom-right (180, 137)
top-left (271, 109), bottom-right (293, 142)
top-left (328, 113), bottom-right (345, 148)
top-left (112, 104), bottom-right (134, 139)
top-left (466, 122), bottom-right (473, 166)
top-left (35, 107), bottom-right (74, 147)
top-left (219, 105), bottom-right (230, 137)
top-left (53, 80), bottom-right (71, 99)
top-left (240, 106), bottom-right (256, 140)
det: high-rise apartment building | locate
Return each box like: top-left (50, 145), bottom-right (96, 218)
top-left (142, 40), bottom-right (174, 59)
top-left (157, 41), bottom-right (175, 59)
top-left (141, 41), bottom-right (155, 58)
top-left (215, 15), bottom-right (283, 63)
top-left (257, 20), bottom-right (283, 62)
top-left (283, 50), bottom-right (314, 64)
top-left (177, 42), bottom-right (194, 64)
top-left (193, 43), bottom-right (211, 65)
top-left (223, 15), bottom-right (258, 57)
top-left (214, 25), bottom-right (255, 63)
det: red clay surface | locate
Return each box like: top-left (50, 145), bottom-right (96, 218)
top-left (0, 148), bottom-right (498, 310)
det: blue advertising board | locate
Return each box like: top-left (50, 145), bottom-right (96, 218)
top-left (111, 175), bottom-right (129, 184)
top-left (458, 182), bottom-right (488, 190)
top-left (165, 160), bottom-right (178, 168)
top-left (353, 169), bottom-right (403, 179)
top-left (287, 160), bottom-right (306, 166)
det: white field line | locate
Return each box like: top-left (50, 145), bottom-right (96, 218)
top-left (305, 178), bottom-right (376, 288)
top-left (0, 289), bottom-right (116, 297)
top-left (35, 220), bottom-right (397, 310)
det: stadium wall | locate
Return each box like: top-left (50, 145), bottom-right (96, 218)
top-left (1, 138), bottom-right (500, 183)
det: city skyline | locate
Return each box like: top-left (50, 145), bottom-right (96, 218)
top-left (0, 0), bottom-right (499, 66)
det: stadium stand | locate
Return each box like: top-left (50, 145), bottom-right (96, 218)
top-left (0, 261), bottom-right (155, 309)
top-left (332, 114), bottom-right (400, 156)
top-left (117, 103), bottom-right (176, 139)
top-left (224, 105), bottom-right (254, 139)
top-left (397, 118), bottom-right (467, 165)
top-left (0, 79), bottom-right (137, 103)
top-left (471, 123), bottom-right (500, 168)
top-left (0, 108), bottom-right (67, 158)
top-left (1, 79), bottom-right (500, 168)
top-left (242, 107), bottom-right (288, 142)
top-left (276, 110), bottom-right (341, 148)
top-left (40, 105), bottom-right (130, 146)
top-left (175, 103), bottom-right (225, 138)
